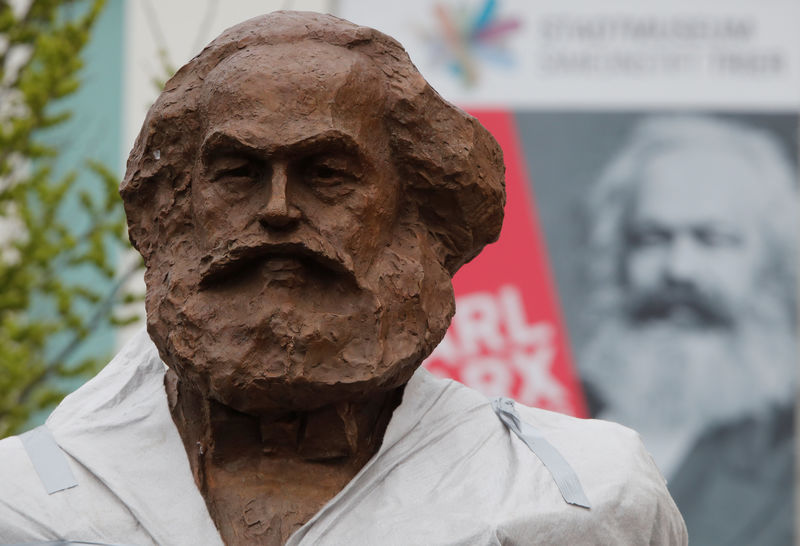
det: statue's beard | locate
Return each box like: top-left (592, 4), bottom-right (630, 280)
top-left (145, 226), bottom-right (454, 415)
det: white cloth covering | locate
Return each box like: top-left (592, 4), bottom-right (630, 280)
top-left (0, 329), bottom-right (687, 545)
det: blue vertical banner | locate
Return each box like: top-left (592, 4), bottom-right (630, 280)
top-left (38, 0), bottom-right (125, 375)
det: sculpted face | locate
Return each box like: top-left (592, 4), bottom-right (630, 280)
top-left (622, 147), bottom-right (763, 330)
top-left (120, 13), bottom-right (505, 541)
top-left (152, 42), bottom-right (454, 414)
top-left (120, 13), bottom-right (506, 420)
top-left (193, 43), bottom-right (399, 282)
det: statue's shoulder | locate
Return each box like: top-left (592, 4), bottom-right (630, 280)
top-left (415, 376), bottom-right (688, 545)
top-left (0, 329), bottom-right (167, 543)
top-left (47, 328), bottom-right (166, 429)
top-left (0, 329), bottom-right (219, 545)
top-left (509, 401), bottom-right (688, 545)
top-left (0, 426), bottom-right (166, 544)
top-left (0, 432), bottom-right (58, 541)
top-left (513, 400), bottom-right (657, 470)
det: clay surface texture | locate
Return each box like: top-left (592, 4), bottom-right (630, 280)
top-left (120, 11), bottom-right (504, 545)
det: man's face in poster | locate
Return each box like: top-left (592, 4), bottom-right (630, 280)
top-left (621, 147), bottom-right (764, 332)
top-left (580, 118), bottom-right (797, 463)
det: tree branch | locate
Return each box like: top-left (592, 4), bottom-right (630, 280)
top-left (7, 260), bottom-right (142, 413)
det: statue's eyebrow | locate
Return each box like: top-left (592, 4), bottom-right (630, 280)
top-left (200, 129), bottom-right (367, 163)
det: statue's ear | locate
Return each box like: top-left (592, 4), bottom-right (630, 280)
top-left (387, 83), bottom-right (506, 275)
top-left (120, 109), bottom-right (200, 265)
top-left (120, 167), bottom-right (192, 265)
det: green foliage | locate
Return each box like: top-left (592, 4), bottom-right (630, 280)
top-left (0, 0), bottom-right (141, 437)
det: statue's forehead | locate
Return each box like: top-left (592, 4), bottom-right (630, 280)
top-left (203, 42), bottom-right (376, 96)
top-left (198, 42), bottom-right (387, 148)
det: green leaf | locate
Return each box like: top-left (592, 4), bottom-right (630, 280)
top-left (0, 0), bottom-right (141, 438)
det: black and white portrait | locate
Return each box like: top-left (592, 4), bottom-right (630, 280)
top-left (519, 112), bottom-right (799, 545)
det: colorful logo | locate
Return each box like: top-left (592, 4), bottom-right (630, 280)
top-left (421, 0), bottom-right (521, 87)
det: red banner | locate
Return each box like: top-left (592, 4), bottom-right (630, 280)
top-left (424, 110), bottom-right (588, 417)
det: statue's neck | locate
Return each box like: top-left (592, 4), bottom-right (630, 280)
top-left (164, 369), bottom-right (403, 545)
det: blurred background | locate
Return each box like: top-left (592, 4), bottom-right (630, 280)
top-left (0, 0), bottom-right (797, 544)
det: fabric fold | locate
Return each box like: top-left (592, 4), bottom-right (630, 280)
top-left (492, 397), bottom-right (591, 509)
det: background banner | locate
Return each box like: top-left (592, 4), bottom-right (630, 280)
top-left (339, 1), bottom-right (800, 544)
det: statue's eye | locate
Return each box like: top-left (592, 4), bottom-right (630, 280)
top-left (219, 164), bottom-right (256, 179)
top-left (209, 156), bottom-right (262, 185)
top-left (312, 165), bottom-right (338, 181)
top-left (304, 158), bottom-right (357, 187)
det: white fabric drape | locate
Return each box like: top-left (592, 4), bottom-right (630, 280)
top-left (0, 328), bottom-right (687, 545)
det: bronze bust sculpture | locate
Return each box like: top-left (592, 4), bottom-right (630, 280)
top-left (122, 11), bottom-right (502, 542)
top-left (0, 11), bottom-right (686, 545)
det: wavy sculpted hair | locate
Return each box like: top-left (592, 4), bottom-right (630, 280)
top-left (119, 11), bottom-right (505, 276)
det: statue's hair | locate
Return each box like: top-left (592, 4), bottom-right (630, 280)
top-left (584, 114), bottom-right (798, 324)
top-left (120, 11), bottom-right (505, 275)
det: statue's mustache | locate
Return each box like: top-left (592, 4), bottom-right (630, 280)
top-left (198, 236), bottom-right (356, 288)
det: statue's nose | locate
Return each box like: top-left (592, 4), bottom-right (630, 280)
top-left (259, 162), bottom-right (301, 229)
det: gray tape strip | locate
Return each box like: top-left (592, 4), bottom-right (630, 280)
top-left (19, 425), bottom-right (78, 495)
top-left (491, 397), bottom-right (591, 509)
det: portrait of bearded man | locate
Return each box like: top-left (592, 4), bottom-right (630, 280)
top-left (578, 115), bottom-right (798, 546)
top-left (0, 11), bottom-right (685, 546)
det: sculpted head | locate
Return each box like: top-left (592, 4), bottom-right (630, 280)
top-left (120, 11), bottom-right (505, 415)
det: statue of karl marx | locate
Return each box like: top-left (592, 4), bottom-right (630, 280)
top-left (0, 11), bottom-right (686, 546)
